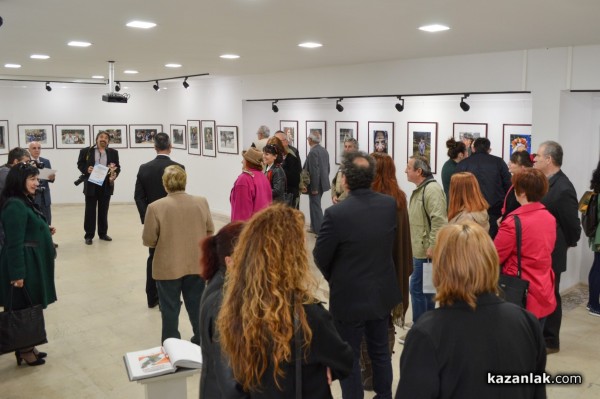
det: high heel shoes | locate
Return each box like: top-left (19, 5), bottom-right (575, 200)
top-left (33, 347), bottom-right (47, 359)
top-left (15, 349), bottom-right (46, 366)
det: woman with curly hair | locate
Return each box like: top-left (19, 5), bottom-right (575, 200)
top-left (217, 204), bottom-right (353, 398)
top-left (448, 172), bottom-right (490, 231)
top-left (587, 159), bottom-right (600, 316)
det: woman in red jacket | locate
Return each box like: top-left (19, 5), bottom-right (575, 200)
top-left (495, 168), bottom-right (557, 323)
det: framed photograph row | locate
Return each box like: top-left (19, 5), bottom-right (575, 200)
top-left (0, 120), bottom-right (10, 155)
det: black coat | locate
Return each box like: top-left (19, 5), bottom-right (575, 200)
top-left (541, 170), bottom-right (581, 273)
top-left (134, 155), bottom-right (184, 223)
top-left (76, 146), bottom-right (120, 196)
top-left (396, 293), bottom-right (546, 399)
top-left (281, 148), bottom-right (302, 196)
top-left (313, 188), bottom-right (402, 321)
top-left (33, 157), bottom-right (52, 206)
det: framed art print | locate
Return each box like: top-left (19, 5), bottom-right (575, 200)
top-left (305, 120), bottom-right (326, 158)
top-left (129, 124), bottom-right (163, 148)
top-left (407, 122), bottom-right (438, 173)
top-left (170, 124), bottom-right (187, 150)
top-left (453, 123), bottom-right (488, 142)
top-left (55, 124), bottom-right (91, 149)
top-left (502, 124), bottom-right (532, 161)
top-left (187, 120), bottom-right (201, 155)
top-left (217, 125), bottom-right (239, 154)
top-left (280, 120), bottom-right (298, 148)
top-left (368, 121), bottom-right (394, 158)
top-left (0, 120), bottom-right (9, 155)
top-left (93, 125), bottom-right (127, 148)
top-left (201, 120), bottom-right (216, 157)
top-left (18, 124), bottom-right (54, 148)
top-left (335, 121), bottom-right (359, 164)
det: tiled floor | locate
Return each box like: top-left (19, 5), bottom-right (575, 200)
top-left (0, 204), bottom-right (599, 398)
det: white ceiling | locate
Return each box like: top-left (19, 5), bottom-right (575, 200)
top-left (2, 0), bottom-right (600, 83)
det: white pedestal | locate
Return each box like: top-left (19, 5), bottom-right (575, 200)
top-left (137, 368), bottom-right (200, 399)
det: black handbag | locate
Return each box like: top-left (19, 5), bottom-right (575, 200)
top-left (294, 311), bottom-right (302, 399)
top-left (498, 215), bottom-right (530, 308)
top-left (0, 286), bottom-right (48, 354)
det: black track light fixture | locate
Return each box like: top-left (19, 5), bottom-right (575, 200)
top-left (153, 80), bottom-right (160, 91)
top-left (395, 96), bottom-right (404, 112)
top-left (115, 81), bottom-right (121, 92)
top-left (272, 100), bottom-right (279, 113)
top-left (45, 82), bottom-right (52, 92)
top-left (460, 94), bottom-right (470, 112)
top-left (336, 98), bottom-right (344, 112)
top-left (182, 77), bottom-right (189, 89)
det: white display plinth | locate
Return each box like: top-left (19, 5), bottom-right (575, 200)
top-left (137, 368), bottom-right (200, 399)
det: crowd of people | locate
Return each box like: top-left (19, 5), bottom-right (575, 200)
top-left (0, 125), bottom-right (595, 399)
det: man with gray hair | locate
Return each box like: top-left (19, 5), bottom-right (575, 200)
top-left (533, 140), bottom-right (581, 354)
top-left (332, 137), bottom-right (358, 204)
top-left (0, 147), bottom-right (31, 194)
top-left (302, 130), bottom-right (330, 233)
top-left (252, 125), bottom-right (270, 151)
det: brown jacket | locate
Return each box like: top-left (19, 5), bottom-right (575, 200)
top-left (142, 192), bottom-right (214, 280)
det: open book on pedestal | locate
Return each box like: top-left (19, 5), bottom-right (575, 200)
top-left (124, 338), bottom-right (202, 381)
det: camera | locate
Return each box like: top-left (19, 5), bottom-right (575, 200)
top-left (74, 174), bottom-right (87, 186)
top-left (29, 160), bottom-right (45, 169)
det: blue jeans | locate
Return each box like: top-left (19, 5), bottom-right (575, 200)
top-left (335, 316), bottom-right (393, 399)
top-left (409, 258), bottom-right (435, 323)
top-left (156, 275), bottom-right (204, 344)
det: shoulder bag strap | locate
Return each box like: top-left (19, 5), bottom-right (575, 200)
top-left (513, 215), bottom-right (522, 278)
top-left (421, 179), bottom-right (434, 230)
top-left (294, 309), bottom-right (302, 399)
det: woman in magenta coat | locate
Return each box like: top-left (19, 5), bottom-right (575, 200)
top-left (495, 168), bottom-right (557, 322)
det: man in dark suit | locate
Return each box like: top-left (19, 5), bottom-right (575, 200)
top-left (28, 142), bottom-right (55, 225)
top-left (134, 133), bottom-right (184, 308)
top-left (455, 137), bottom-right (511, 238)
top-left (314, 151), bottom-right (401, 399)
top-left (77, 131), bottom-right (120, 245)
top-left (274, 130), bottom-right (302, 208)
top-left (534, 140), bottom-right (581, 354)
top-left (303, 131), bottom-right (330, 233)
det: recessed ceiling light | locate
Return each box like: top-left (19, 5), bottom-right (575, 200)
top-left (4, 64), bottom-right (21, 68)
top-left (126, 21), bottom-right (157, 29)
top-left (165, 63), bottom-right (182, 68)
top-left (298, 42), bottom-right (322, 48)
top-left (418, 24), bottom-right (450, 32)
top-left (68, 41), bottom-right (92, 47)
top-left (92, 75), bottom-right (105, 79)
top-left (220, 54), bottom-right (240, 59)
top-left (124, 70), bottom-right (139, 74)
top-left (30, 54), bottom-right (50, 60)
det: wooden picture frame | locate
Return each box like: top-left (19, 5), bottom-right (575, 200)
top-left (55, 124), bottom-right (91, 149)
top-left (305, 120), bottom-right (326, 158)
top-left (201, 120), bottom-right (216, 157)
top-left (407, 122), bottom-right (438, 173)
top-left (368, 121), bottom-right (394, 158)
top-left (0, 120), bottom-right (9, 155)
top-left (129, 124), bottom-right (163, 148)
top-left (279, 120), bottom-right (299, 149)
top-left (502, 124), bottom-right (532, 161)
top-left (93, 125), bottom-right (128, 148)
top-left (187, 120), bottom-right (201, 155)
top-left (18, 124), bottom-right (54, 148)
top-left (170, 124), bottom-right (187, 150)
top-left (335, 121), bottom-right (359, 165)
top-left (217, 125), bottom-right (239, 154)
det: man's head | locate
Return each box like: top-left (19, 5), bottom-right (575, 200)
top-left (274, 131), bottom-right (289, 150)
top-left (405, 155), bottom-right (432, 185)
top-left (308, 130), bottom-right (321, 146)
top-left (461, 133), bottom-right (474, 148)
top-left (162, 165), bottom-right (186, 193)
top-left (256, 125), bottom-right (270, 140)
top-left (7, 147), bottom-right (31, 166)
top-left (28, 142), bottom-right (42, 160)
top-left (154, 132), bottom-right (171, 154)
top-left (95, 132), bottom-right (110, 149)
top-left (341, 151), bottom-right (375, 191)
top-left (533, 140), bottom-right (562, 176)
top-left (472, 137), bottom-right (490, 154)
top-left (343, 137), bottom-right (358, 154)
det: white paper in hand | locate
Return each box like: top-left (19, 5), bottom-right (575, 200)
top-left (88, 164), bottom-right (108, 186)
top-left (422, 261), bottom-right (436, 294)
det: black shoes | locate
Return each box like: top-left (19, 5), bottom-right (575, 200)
top-left (15, 349), bottom-right (45, 366)
top-left (85, 238), bottom-right (93, 245)
top-left (99, 235), bottom-right (112, 241)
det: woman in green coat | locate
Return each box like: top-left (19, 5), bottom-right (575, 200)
top-left (0, 162), bottom-right (56, 366)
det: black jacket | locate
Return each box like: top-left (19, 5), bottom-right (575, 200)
top-left (281, 148), bottom-right (302, 196)
top-left (76, 146), bottom-right (120, 196)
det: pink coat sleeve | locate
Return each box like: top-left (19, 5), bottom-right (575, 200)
top-left (230, 176), bottom-right (254, 222)
top-left (494, 218), bottom-right (516, 270)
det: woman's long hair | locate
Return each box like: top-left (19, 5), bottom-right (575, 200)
top-left (217, 204), bottom-right (317, 392)
top-left (199, 222), bottom-right (244, 281)
top-left (370, 152), bottom-right (407, 210)
top-left (0, 163), bottom-right (39, 210)
top-left (591, 158), bottom-right (600, 193)
top-left (448, 172), bottom-right (489, 220)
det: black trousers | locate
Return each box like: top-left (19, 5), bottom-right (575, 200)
top-left (84, 193), bottom-right (111, 239)
top-left (544, 271), bottom-right (562, 348)
top-left (146, 248), bottom-right (158, 306)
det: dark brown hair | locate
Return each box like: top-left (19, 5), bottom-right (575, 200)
top-left (512, 168), bottom-right (548, 202)
top-left (199, 222), bottom-right (245, 280)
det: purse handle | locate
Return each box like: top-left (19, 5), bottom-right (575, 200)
top-left (6, 285), bottom-right (34, 312)
top-left (513, 215), bottom-right (522, 278)
top-left (294, 308), bottom-right (302, 399)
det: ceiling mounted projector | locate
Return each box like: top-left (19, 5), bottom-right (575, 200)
top-left (102, 61), bottom-right (129, 103)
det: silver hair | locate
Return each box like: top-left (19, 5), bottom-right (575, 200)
top-left (539, 140), bottom-right (563, 167)
top-left (257, 125), bottom-right (270, 138)
top-left (409, 155), bottom-right (433, 178)
top-left (343, 137), bottom-right (358, 150)
top-left (308, 131), bottom-right (321, 143)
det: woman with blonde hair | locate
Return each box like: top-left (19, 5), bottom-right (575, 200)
top-left (396, 222), bottom-right (546, 399)
top-left (217, 204), bottom-right (352, 397)
top-left (448, 172), bottom-right (490, 231)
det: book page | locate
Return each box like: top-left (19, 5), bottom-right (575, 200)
top-left (124, 346), bottom-right (176, 380)
top-left (163, 338), bottom-right (203, 369)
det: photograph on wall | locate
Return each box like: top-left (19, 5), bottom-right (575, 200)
top-left (18, 124), bottom-right (54, 148)
top-left (129, 124), bottom-right (163, 148)
top-left (0, 120), bottom-right (9, 155)
top-left (502, 124), bottom-right (532, 161)
top-left (453, 123), bottom-right (488, 142)
top-left (335, 121), bottom-right (359, 165)
top-left (217, 125), bottom-right (239, 154)
top-left (93, 125), bottom-right (127, 148)
top-left (170, 124), bottom-right (187, 150)
top-left (280, 120), bottom-right (298, 148)
top-left (55, 124), bottom-right (91, 149)
top-left (368, 121), bottom-right (394, 158)
top-left (305, 120), bottom-right (326, 158)
top-left (407, 122), bottom-right (438, 173)
top-left (201, 120), bottom-right (216, 157)
top-left (187, 120), bottom-right (201, 155)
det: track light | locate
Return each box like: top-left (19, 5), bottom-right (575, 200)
top-left (115, 81), bottom-right (121, 92)
top-left (336, 98), bottom-right (344, 112)
top-left (460, 94), bottom-right (470, 112)
top-left (182, 77), bottom-right (189, 89)
top-left (395, 96), bottom-right (404, 112)
top-left (153, 80), bottom-right (159, 91)
top-left (45, 82), bottom-right (52, 92)
top-left (272, 100), bottom-right (279, 113)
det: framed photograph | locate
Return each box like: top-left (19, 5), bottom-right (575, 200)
top-left (201, 120), bottom-right (216, 157)
top-left (305, 121), bottom-right (326, 158)
top-left (18, 124), bottom-right (54, 148)
top-left (0, 120), bottom-right (9, 155)
top-left (502, 124), bottom-right (532, 161)
top-left (280, 120), bottom-right (298, 148)
top-left (335, 121), bottom-right (359, 165)
top-left (55, 124), bottom-right (91, 149)
top-left (93, 125), bottom-right (128, 148)
top-left (129, 124), bottom-right (163, 148)
top-left (170, 124), bottom-right (187, 150)
top-left (217, 125), bottom-right (239, 154)
top-left (368, 121), bottom-right (394, 158)
top-left (187, 120), bottom-right (201, 155)
top-left (452, 123), bottom-right (488, 143)
top-left (407, 122), bottom-right (438, 173)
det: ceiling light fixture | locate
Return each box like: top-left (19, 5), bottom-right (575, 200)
top-left (298, 42), bottom-right (323, 48)
top-left (395, 96), bottom-right (404, 112)
top-left (45, 82), bottom-right (52, 92)
top-left (220, 54), bottom-right (240, 59)
top-left (124, 70), bottom-right (139, 74)
top-left (272, 100), bottom-right (279, 113)
top-left (153, 81), bottom-right (160, 91)
top-left (126, 21), bottom-right (157, 29)
top-left (30, 54), bottom-right (50, 60)
top-left (460, 94), bottom-right (470, 112)
top-left (165, 63), bottom-right (182, 68)
top-left (182, 77), bottom-right (189, 89)
top-left (115, 82), bottom-right (121, 92)
top-left (418, 24), bottom-right (450, 32)
top-left (4, 64), bottom-right (21, 68)
top-left (336, 98), bottom-right (344, 112)
top-left (68, 41), bottom-right (92, 47)
top-left (92, 75), bottom-right (104, 79)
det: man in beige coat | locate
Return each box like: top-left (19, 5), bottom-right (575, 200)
top-left (142, 165), bottom-right (214, 344)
